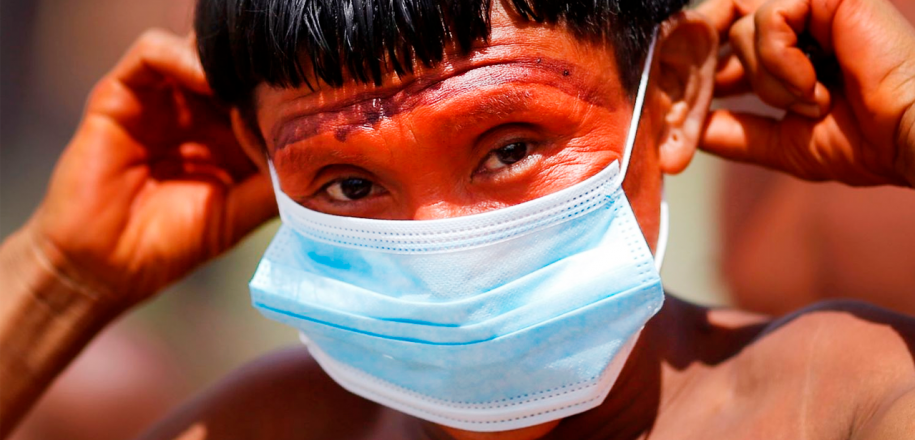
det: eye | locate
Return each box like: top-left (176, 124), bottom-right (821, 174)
top-left (481, 142), bottom-right (531, 172)
top-left (325, 177), bottom-right (378, 201)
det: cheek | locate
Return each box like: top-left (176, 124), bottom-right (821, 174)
top-left (529, 112), bottom-right (630, 196)
top-left (621, 134), bottom-right (663, 252)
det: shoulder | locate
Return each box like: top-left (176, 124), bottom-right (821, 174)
top-left (760, 300), bottom-right (915, 376)
top-left (744, 300), bottom-right (915, 439)
top-left (137, 348), bottom-right (385, 440)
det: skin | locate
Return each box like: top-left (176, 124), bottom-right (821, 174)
top-left (698, 0), bottom-right (915, 187)
top-left (1, 0), bottom-right (914, 439)
top-left (718, 0), bottom-right (915, 317)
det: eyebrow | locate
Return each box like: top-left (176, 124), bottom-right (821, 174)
top-left (271, 58), bottom-right (616, 150)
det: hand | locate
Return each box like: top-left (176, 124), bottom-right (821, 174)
top-left (29, 30), bottom-right (276, 310)
top-left (697, 0), bottom-right (915, 187)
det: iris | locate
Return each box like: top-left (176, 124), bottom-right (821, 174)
top-left (339, 178), bottom-right (373, 200)
top-left (495, 142), bottom-right (528, 165)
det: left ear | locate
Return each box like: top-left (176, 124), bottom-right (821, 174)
top-left (651, 10), bottom-right (719, 175)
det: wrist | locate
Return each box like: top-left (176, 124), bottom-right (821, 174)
top-left (0, 222), bottom-right (121, 435)
top-left (3, 221), bottom-right (121, 315)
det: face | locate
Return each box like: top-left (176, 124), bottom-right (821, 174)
top-left (236, 3), bottom-right (717, 255)
top-left (234, 5), bottom-right (717, 438)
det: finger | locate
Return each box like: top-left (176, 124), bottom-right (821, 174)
top-left (700, 108), bottom-right (831, 180)
top-left (224, 173), bottom-right (279, 247)
top-left (714, 54), bottom-right (753, 96)
top-left (701, 107), bottom-right (893, 185)
top-left (729, 16), bottom-right (794, 107)
top-left (696, 0), bottom-right (741, 42)
top-left (702, 108), bottom-right (855, 181)
top-left (729, 14), bottom-right (824, 118)
top-left (700, 109), bottom-right (779, 163)
top-left (111, 28), bottom-right (211, 96)
top-left (695, 0), bottom-right (768, 42)
top-left (754, 0), bottom-right (820, 101)
top-left (815, 0), bottom-right (915, 109)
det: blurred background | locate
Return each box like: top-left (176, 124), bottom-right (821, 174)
top-left (1, 1), bottom-right (912, 439)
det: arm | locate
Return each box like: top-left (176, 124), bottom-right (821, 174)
top-left (856, 389), bottom-right (915, 440)
top-left (0, 224), bottom-right (117, 437)
top-left (764, 301), bottom-right (915, 440)
top-left (0, 30), bottom-right (275, 437)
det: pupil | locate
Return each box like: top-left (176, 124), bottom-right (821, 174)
top-left (340, 178), bottom-right (372, 200)
top-left (496, 143), bottom-right (527, 165)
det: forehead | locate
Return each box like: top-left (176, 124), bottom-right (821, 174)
top-left (252, 9), bottom-right (629, 152)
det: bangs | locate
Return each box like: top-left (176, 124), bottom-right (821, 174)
top-left (195, 0), bottom-right (690, 103)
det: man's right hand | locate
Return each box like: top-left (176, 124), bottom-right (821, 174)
top-left (29, 29), bottom-right (276, 311)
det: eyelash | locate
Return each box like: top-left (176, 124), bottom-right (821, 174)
top-left (310, 138), bottom-right (543, 205)
top-left (318, 177), bottom-right (384, 203)
top-left (474, 139), bottom-right (540, 178)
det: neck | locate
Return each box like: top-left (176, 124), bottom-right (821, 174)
top-left (421, 296), bottom-right (715, 440)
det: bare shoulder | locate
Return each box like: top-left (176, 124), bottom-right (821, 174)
top-left (741, 301), bottom-right (915, 439)
top-left (136, 348), bottom-right (384, 440)
top-left (762, 300), bottom-right (915, 378)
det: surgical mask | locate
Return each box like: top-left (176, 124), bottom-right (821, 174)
top-left (250, 33), bottom-right (666, 432)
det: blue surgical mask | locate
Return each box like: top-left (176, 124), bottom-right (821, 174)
top-left (250, 33), bottom-right (665, 432)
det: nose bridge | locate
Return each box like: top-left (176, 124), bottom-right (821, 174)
top-left (410, 200), bottom-right (470, 221)
top-left (370, 112), bottom-right (478, 221)
top-left (370, 111), bottom-right (451, 170)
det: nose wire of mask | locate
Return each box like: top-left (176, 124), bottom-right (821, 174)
top-left (252, 30), bottom-right (664, 432)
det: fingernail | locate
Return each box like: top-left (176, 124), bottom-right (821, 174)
top-left (787, 84), bottom-right (818, 103)
top-left (786, 84), bottom-right (805, 98)
top-left (789, 102), bottom-right (822, 119)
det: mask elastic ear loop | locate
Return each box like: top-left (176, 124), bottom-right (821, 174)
top-left (267, 160), bottom-right (296, 226)
top-left (619, 29), bottom-right (659, 182)
top-left (618, 29), bottom-right (667, 270)
top-left (655, 192), bottom-right (670, 271)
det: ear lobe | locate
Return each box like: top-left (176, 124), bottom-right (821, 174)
top-left (653, 10), bottom-right (719, 175)
top-left (230, 106), bottom-right (270, 174)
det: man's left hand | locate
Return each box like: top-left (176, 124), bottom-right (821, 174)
top-left (697, 0), bottom-right (915, 187)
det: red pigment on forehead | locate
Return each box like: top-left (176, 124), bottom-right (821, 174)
top-left (271, 57), bottom-right (619, 150)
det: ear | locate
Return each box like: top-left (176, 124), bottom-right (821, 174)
top-left (652, 10), bottom-right (718, 175)
top-left (230, 106), bottom-right (270, 174)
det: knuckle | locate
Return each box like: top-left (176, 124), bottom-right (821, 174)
top-left (756, 38), bottom-right (779, 64)
top-left (135, 27), bottom-right (173, 52)
top-left (729, 16), bottom-right (755, 47)
top-left (727, 23), bottom-right (742, 43)
top-left (759, 84), bottom-right (795, 108)
top-left (734, 0), bottom-right (764, 14)
top-left (85, 82), bottom-right (110, 109)
top-left (754, 2), bottom-right (776, 27)
top-left (85, 79), bottom-right (130, 117)
top-left (87, 79), bottom-right (112, 101)
top-left (140, 27), bottom-right (170, 42)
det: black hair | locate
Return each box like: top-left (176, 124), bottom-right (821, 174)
top-left (194, 0), bottom-right (690, 105)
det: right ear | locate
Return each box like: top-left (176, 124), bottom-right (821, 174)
top-left (230, 106), bottom-right (270, 174)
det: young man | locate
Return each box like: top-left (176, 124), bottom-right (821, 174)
top-left (1, 0), bottom-right (914, 439)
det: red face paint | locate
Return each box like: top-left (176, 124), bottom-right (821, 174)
top-left (271, 58), bottom-right (616, 151)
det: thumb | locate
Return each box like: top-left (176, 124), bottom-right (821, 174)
top-left (700, 108), bottom-right (892, 185)
top-left (700, 109), bottom-right (781, 165)
top-left (700, 109), bottom-right (824, 181)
